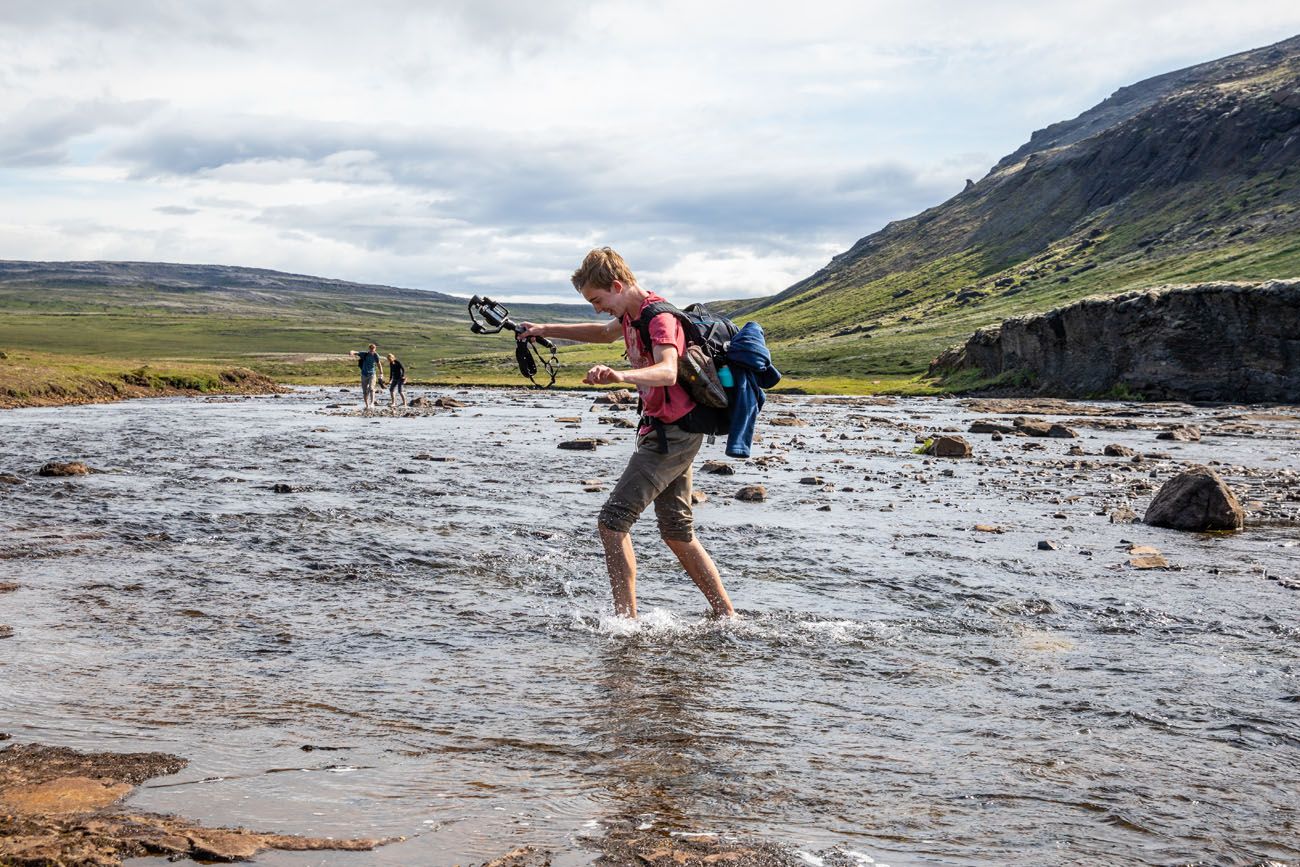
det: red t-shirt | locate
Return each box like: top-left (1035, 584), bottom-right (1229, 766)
top-left (621, 293), bottom-right (695, 427)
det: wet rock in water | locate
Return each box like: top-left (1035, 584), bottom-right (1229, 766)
top-left (1128, 544), bottom-right (1169, 569)
top-left (558, 438), bottom-right (610, 450)
top-left (1047, 424), bottom-right (1078, 438)
top-left (0, 582), bottom-right (17, 593)
top-left (991, 432), bottom-right (1004, 441)
top-left (1104, 444), bottom-right (1137, 457)
top-left (592, 820), bottom-right (799, 867)
top-left (1144, 465), bottom-right (1244, 531)
top-left (799, 476), bottom-right (825, 485)
top-left (1067, 444), bottom-right (1086, 455)
top-left (816, 504), bottom-right (832, 511)
top-left (0, 474), bottom-right (23, 485)
top-left (477, 846), bottom-right (551, 867)
top-left (1110, 506), bottom-right (1139, 524)
top-left (600, 415), bottom-right (637, 428)
top-left (925, 435), bottom-right (972, 458)
top-left (1157, 425), bottom-right (1201, 441)
top-left (968, 420), bottom-right (1016, 434)
top-left (1038, 540), bottom-right (1059, 550)
top-left (768, 415), bottom-right (807, 427)
top-left (0, 626), bottom-right (12, 639)
top-left (736, 485), bottom-right (768, 502)
top-left (38, 461), bottom-right (93, 477)
top-left (396, 467), bottom-right (418, 474)
top-left (973, 524), bottom-right (1004, 533)
top-left (1015, 418), bottom-right (1054, 437)
top-left (435, 397), bottom-right (467, 408)
top-left (592, 388), bottom-right (635, 405)
top-left (271, 483), bottom-right (301, 494)
top-left (690, 490), bottom-right (708, 505)
top-left (555, 416), bottom-right (582, 424)
top-left (702, 460), bottom-right (735, 475)
top-left (408, 396), bottom-right (433, 407)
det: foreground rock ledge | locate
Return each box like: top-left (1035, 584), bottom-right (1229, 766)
top-left (0, 742), bottom-right (398, 866)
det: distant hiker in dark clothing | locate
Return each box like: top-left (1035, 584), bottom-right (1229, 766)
top-left (518, 247), bottom-right (735, 620)
top-left (349, 343), bottom-right (382, 410)
top-left (386, 353), bottom-right (407, 407)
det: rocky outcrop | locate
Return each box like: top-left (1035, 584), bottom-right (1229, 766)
top-left (931, 281), bottom-right (1300, 401)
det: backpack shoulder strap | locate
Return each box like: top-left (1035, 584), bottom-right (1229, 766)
top-left (631, 300), bottom-right (702, 354)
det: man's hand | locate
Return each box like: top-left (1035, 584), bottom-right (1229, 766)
top-left (583, 364), bottom-right (625, 386)
top-left (517, 321), bottom-right (545, 342)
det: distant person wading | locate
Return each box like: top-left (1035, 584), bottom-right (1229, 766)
top-left (349, 343), bottom-right (382, 411)
top-left (518, 247), bottom-right (736, 620)
top-left (386, 353), bottom-right (407, 407)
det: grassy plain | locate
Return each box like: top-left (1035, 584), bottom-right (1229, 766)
top-left (2, 202), bottom-right (1296, 407)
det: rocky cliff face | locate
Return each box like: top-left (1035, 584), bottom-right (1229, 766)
top-left (931, 280), bottom-right (1300, 402)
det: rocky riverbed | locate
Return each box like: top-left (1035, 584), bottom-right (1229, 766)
top-left (1, 388), bottom-right (1297, 866)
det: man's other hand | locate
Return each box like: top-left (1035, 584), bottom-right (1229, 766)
top-left (583, 365), bottom-right (624, 386)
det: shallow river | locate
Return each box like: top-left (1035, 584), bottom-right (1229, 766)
top-left (1, 389), bottom-right (1298, 866)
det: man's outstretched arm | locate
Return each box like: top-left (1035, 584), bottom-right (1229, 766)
top-left (518, 318), bottom-right (621, 345)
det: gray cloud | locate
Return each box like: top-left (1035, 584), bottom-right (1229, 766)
top-left (103, 112), bottom-right (959, 296)
top-left (0, 97), bottom-right (163, 166)
top-left (0, 0), bottom-right (593, 51)
top-left (155, 205), bottom-right (199, 215)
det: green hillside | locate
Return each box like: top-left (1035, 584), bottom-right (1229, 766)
top-left (737, 35), bottom-right (1300, 384)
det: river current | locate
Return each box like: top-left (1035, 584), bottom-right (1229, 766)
top-left (1, 389), bottom-right (1297, 866)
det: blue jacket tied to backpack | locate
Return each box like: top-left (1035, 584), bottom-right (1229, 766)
top-left (724, 321), bottom-right (781, 458)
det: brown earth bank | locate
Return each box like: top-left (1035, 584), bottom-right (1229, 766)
top-left (0, 741), bottom-right (398, 866)
top-left (0, 359), bottom-right (286, 410)
top-left (931, 280), bottom-right (1300, 401)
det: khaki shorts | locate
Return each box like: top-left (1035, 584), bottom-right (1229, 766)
top-left (599, 425), bottom-right (704, 540)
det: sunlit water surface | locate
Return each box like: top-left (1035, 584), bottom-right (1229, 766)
top-left (1, 389), bottom-right (1298, 866)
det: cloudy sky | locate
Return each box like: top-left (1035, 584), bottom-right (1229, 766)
top-left (1, 2), bottom-right (1298, 303)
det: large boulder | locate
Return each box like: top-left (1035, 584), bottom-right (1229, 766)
top-left (1144, 465), bottom-right (1244, 531)
top-left (925, 435), bottom-right (972, 458)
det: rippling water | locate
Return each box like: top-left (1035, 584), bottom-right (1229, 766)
top-left (2, 389), bottom-right (1298, 866)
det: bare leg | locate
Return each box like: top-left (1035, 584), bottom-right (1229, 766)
top-left (664, 537), bottom-right (735, 617)
top-left (599, 524), bottom-right (637, 618)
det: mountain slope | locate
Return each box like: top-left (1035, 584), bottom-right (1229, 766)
top-left (737, 35), bottom-right (1300, 380)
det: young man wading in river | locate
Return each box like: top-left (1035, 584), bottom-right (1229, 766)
top-left (518, 247), bottom-right (735, 620)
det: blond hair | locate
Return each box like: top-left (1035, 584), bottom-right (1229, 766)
top-left (571, 247), bottom-right (636, 292)
top-left (386, 353), bottom-right (396, 362)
